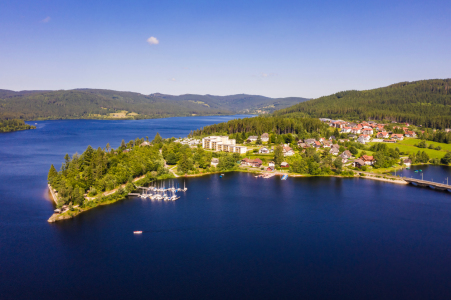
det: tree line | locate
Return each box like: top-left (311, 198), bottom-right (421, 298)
top-left (273, 79), bottom-right (451, 129)
top-left (0, 119), bottom-right (36, 133)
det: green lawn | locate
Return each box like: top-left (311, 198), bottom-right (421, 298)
top-left (400, 138), bottom-right (451, 152)
top-left (368, 138), bottom-right (446, 159)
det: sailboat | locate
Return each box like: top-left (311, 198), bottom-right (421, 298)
top-left (183, 181), bottom-right (188, 192)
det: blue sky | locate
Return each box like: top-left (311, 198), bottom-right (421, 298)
top-left (0, 0), bottom-right (449, 98)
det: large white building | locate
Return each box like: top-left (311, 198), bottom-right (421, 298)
top-left (202, 136), bottom-right (247, 154)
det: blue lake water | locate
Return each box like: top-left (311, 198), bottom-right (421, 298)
top-left (1, 116), bottom-right (451, 299)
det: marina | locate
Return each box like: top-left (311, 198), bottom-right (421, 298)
top-left (132, 180), bottom-right (187, 201)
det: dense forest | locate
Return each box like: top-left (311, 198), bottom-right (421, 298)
top-left (273, 79), bottom-right (451, 129)
top-left (0, 119), bottom-right (35, 133)
top-left (0, 89), bottom-right (308, 120)
top-left (47, 137), bottom-right (166, 207)
top-left (189, 116), bottom-right (329, 139)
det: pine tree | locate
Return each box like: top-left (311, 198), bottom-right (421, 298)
top-left (274, 145), bottom-right (284, 166)
top-left (153, 132), bottom-right (163, 144)
top-left (47, 164), bottom-right (58, 183)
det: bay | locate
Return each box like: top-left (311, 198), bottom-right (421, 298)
top-left (1, 116), bottom-right (451, 299)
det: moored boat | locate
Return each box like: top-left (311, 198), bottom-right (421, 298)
top-left (133, 231), bottom-right (142, 234)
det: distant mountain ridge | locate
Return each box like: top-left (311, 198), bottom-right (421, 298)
top-left (0, 89), bottom-right (310, 120)
top-left (273, 79), bottom-right (451, 129)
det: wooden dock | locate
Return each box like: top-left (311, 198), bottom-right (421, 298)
top-left (403, 178), bottom-right (451, 191)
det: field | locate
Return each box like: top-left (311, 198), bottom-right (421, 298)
top-left (368, 138), bottom-right (448, 159)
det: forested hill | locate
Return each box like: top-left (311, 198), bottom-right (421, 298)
top-left (273, 79), bottom-right (451, 129)
top-left (0, 89), bottom-right (309, 120)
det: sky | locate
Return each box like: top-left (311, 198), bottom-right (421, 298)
top-left (0, 0), bottom-right (450, 98)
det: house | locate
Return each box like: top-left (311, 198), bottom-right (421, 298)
top-left (319, 137), bottom-right (326, 143)
top-left (266, 166), bottom-right (275, 172)
top-left (352, 159), bottom-right (365, 168)
top-left (376, 125), bottom-right (385, 131)
top-left (241, 158), bottom-right (262, 167)
top-left (281, 162), bottom-right (289, 168)
top-left (323, 140), bottom-right (332, 148)
top-left (405, 131), bottom-right (417, 138)
top-left (211, 158), bottom-right (219, 167)
top-left (403, 158), bottom-right (412, 167)
top-left (304, 139), bottom-right (316, 146)
top-left (361, 155), bottom-right (375, 166)
top-left (298, 142), bottom-right (307, 149)
top-left (348, 134), bottom-right (357, 139)
top-left (268, 161), bottom-right (275, 168)
top-left (351, 126), bottom-right (362, 134)
top-left (241, 158), bottom-right (252, 166)
top-left (340, 150), bottom-right (353, 159)
top-left (330, 147), bottom-right (339, 155)
top-left (391, 134), bottom-right (404, 140)
top-left (341, 127), bottom-right (352, 133)
top-left (258, 147), bottom-right (270, 154)
top-left (357, 134), bottom-right (370, 144)
top-left (140, 141), bottom-right (151, 147)
top-left (362, 129), bottom-right (373, 135)
top-left (251, 158), bottom-right (263, 167)
top-left (329, 135), bottom-right (336, 141)
top-left (283, 146), bottom-right (295, 156)
top-left (313, 141), bottom-right (322, 148)
top-left (247, 136), bottom-right (258, 142)
top-left (377, 132), bottom-right (389, 139)
top-left (261, 133), bottom-right (269, 142)
top-left (123, 149), bottom-right (130, 153)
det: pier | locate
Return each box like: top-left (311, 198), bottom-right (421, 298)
top-left (403, 178), bottom-right (451, 191)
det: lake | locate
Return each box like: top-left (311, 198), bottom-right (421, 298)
top-left (1, 116), bottom-right (451, 300)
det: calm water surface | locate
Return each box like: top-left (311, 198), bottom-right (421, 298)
top-left (1, 116), bottom-right (451, 299)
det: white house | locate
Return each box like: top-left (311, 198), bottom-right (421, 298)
top-left (357, 134), bottom-right (371, 144)
top-left (211, 158), bottom-right (219, 167)
top-left (258, 147), bottom-right (270, 154)
top-left (261, 133), bottom-right (269, 142)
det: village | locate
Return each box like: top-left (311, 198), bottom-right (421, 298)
top-left (179, 118), bottom-right (432, 173)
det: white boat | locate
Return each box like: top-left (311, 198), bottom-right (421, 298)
top-left (133, 231), bottom-right (142, 234)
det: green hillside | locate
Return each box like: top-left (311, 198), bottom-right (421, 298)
top-left (273, 79), bottom-right (451, 129)
top-left (0, 89), bottom-right (309, 121)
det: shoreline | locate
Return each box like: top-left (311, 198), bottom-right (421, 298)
top-left (47, 168), bottom-right (413, 223)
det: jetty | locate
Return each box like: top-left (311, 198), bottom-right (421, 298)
top-left (404, 178), bottom-right (451, 191)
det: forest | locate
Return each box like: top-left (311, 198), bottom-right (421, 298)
top-left (189, 116), bottom-right (329, 139)
top-left (47, 136), bottom-right (165, 208)
top-left (0, 89), bottom-right (308, 120)
top-left (273, 79), bottom-right (451, 129)
top-left (0, 119), bottom-right (36, 133)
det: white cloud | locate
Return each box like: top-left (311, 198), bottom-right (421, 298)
top-left (147, 36), bottom-right (159, 45)
top-left (41, 17), bottom-right (51, 23)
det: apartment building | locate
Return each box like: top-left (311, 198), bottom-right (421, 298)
top-left (202, 136), bottom-right (247, 154)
